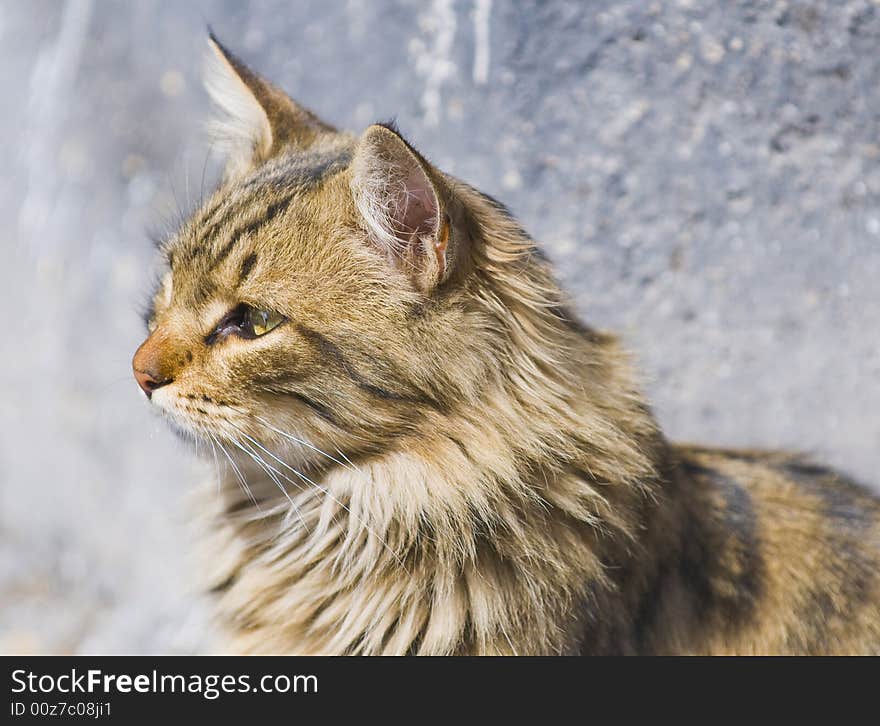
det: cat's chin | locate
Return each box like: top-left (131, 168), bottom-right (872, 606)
top-left (143, 389), bottom-right (213, 450)
top-left (165, 419), bottom-right (206, 450)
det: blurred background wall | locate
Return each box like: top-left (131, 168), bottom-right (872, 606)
top-left (1, 0), bottom-right (878, 653)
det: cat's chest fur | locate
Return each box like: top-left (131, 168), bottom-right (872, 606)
top-left (202, 445), bottom-right (627, 655)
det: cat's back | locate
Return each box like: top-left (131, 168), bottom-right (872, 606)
top-left (662, 444), bottom-right (880, 654)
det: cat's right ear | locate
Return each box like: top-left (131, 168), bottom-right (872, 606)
top-left (203, 32), bottom-right (336, 181)
top-left (351, 124), bottom-right (465, 294)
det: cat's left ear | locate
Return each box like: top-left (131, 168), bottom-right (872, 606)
top-left (204, 33), bottom-right (336, 180)
top-left (351, 124), bottom-right (458, 293)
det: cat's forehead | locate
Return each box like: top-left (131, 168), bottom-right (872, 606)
top-left (244, 143), bottom-right (355, 189)
top-left (156, 150), bottom-right (375, 322)
top-left (168, 146), bottom-right (355, 271)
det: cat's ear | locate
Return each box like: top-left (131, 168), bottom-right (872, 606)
top-left (204, 33), bottom-right (336, 180)
top-left (351, 124), bottom-right (457, 293)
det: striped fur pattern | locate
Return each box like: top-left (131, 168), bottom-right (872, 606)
top-left (136, 38), bottom-right (880, 654)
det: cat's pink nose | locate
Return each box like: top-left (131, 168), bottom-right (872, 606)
top-left (132, 335), bottom-right (175, 399)
top-left (133, 367), bottom-right (171, 398)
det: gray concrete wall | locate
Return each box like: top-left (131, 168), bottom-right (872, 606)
top-left (1, 0), bottom-right (878, 653)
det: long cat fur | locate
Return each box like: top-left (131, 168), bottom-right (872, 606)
top-left (134, 36), bottom-right (880, 654)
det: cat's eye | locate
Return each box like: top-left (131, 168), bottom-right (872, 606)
top-left (244, 307), bottom-right (284, 337)
top-left (206, 304), bottom-right (285, 345)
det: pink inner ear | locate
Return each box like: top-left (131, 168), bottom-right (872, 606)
top-left (398, 169), bottom-right (438, 238)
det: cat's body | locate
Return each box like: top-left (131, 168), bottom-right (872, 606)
top-left (207, 444), bottom-right (880, 655)
top-left (135, 37), bottom-right (880, 655)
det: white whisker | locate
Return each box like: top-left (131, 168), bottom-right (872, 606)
top-left (208, 434), bottom-right (221, 495)
top-left (228, 434), bottom-right (311, 535)
top-left (215, 403), bottom-right (360, 475)
top-left (223, 420), bottom-right (409, 573)
top-left (251, 413), bottom-right (357, 472)
top-left (334, 447), bottom-right (364, 475)
top-left (211, 432), bottom-right (260, 512)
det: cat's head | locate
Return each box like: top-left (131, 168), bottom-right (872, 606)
top-left (133, 36), bottom-right (520, 469)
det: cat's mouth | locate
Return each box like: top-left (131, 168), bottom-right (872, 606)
top-left (147, 384), bottom-right (337, 476)
top-left (145, 385), bottom-right (225, 446)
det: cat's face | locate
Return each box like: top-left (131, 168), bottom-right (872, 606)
top-left (134, 38), bottom-right (482, 468)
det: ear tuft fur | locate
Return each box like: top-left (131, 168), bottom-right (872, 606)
top-left (203, 34), bottom-right (274, 180)
top-left (351, 125), bottom-right (446, 288)
top-left (203, 33), bottom-right (339, 181)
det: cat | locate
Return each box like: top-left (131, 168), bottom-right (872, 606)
top-left (133, 35), bottom-right (880, 654)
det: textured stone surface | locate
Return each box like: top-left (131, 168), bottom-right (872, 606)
top-left (1, 0), bottom-right (878, 653)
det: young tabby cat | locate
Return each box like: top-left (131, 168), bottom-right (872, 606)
top-left (133, 36), bottom-right (880, 655)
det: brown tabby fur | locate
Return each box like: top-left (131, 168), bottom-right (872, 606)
top-left (134, 37), bottom-right (880, 654)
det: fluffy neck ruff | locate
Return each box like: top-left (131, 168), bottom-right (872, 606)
top-left (204, 189), bottom-right (675, 655)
